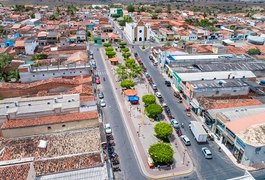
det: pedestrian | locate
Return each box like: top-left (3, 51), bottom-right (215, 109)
top-left (157, 165), bottom-right (161, 171)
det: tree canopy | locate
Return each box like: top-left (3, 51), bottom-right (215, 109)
top-left (148, 143), bottom-right (174, 165)
top-left (103, 42), bottom-right (112, 47)
top-left (120, 79), bottom-right (134, 89)
top-left (247, 48), bottom-right (261, 55)
top-left (106, 51), bottom-right (116, 58)
top-left (31, 54), bottom-right (48, 61)
top-left (127, 4), bottom-right (135, 12)
top-left (145, 104), bottom-right (163, 119)
top-left (142, 94), bottom-right (156, 105)
top-left (154, 122), bottom-right (173, 141)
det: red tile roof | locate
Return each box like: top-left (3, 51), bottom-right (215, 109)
top-left (0, 163), bottom-right (30, 180)
top-left (1, 111), bottom-right (98, 129)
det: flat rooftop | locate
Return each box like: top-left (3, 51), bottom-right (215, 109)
top-left (0, 94), bottom-right (80, 118)
top-left (177, 71), bottom-right (256, 82)
top-left (0, 128), bottom-right (101, 161)
top-left (0, 163), bottom-right (31, 180)
top-left (226, 112), bottom-right (265, 147)
top-left (190, 79), bottom-right (248, 89)
top-left (196, 62), bottom-right (265, 72)
top-left (208, 104), bottom-right (265, 120)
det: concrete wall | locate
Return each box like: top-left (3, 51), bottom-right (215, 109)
top-left (2, 119), bottom-right (99, 138)
top-left (242, 144), bottom-right (265, 166)
top-left (27, 163), bottom-right (36, 180)
top-left (19, 64), bottom-right (91, 83)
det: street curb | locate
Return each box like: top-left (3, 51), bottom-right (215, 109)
top-left (99, 48), bottom-right (194, 179)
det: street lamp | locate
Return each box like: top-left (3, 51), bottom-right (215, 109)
top-left (183, 149), bottom-right (187, 165)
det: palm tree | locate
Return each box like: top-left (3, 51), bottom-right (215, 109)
top-left (115, 64), bottom-right (128, 81)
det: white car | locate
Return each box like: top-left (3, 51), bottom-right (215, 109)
top-left (155, 92), bottom-right (162, 98)
top-left (105, 123), bottom-right (112, 134)
top-left (100, 99), bottom-right (106, 107)
top-left (202, 147), bottom-right (212, 159)
top-left (152, 84), bottom-right (157, 90)
top-left (181, 135), bottom-right (191, 146)
top-left (170, 119), bottom-right (179, 129)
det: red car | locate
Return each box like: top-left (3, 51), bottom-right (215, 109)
top-left (95, 77), bottom-right (100, 84)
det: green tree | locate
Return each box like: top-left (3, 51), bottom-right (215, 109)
top-left (145, 104), bottom-right (163, 119)
top-left (128, 63), bottom-right (143, 79)
top-left (167, 4), bottom-right (171, 14)
top-left (31, 54), bottom-right (48, 60)
top-left (13, 5), bottom-right (25, 12)
top-left (148, 143), bottom-right (174, 165)
top-left (119, 41), bottom-right (127, 48)
top-left (125, 58), bottom-right (135, 68)
top-left (67, 5), bottom-right (77, 16)
top-left (106, 51), bottom-right (116, 58)
top-left (142, 94), bottom-right (156, 105)
top-left (154, 7), bottom-right (162, 13)
top-left (121, 47), bottom-right (129, 52)
top-left (103, 42), bottom-right (112, 47)
top-left (127, 4), bottom-right (135, 12)
top-left (154, 122), bottom-right (173, 141)
top-left (115, 64), bottom-right (128, 80)
top-left (120, 79), bottom-right (134, 89)
top-left (151, 13), bottom-right (158, 19)
top-left (122, 52), bottom-right (131, 59)
top-left (247, 48), bottom-right (261, 55)
top-left (0, 53), bottom-right (14, 82)
top-left (105, 47), bottom-right (114, 51)
top-left (48, 14), bottom-right (59, 20)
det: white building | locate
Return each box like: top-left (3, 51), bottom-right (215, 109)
top-left (124, 20), bottom-right (151, 43)
top-left (24, 38), bottom-right (38, 55)
top-left (18, 64), bottom-right (91, 83)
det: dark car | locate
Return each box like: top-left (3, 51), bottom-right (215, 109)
top-left (149, 55), bottom-right (154, 60)
top-left (134, 52), bottom-right (138, 58)
top-left (165, 81), bottom-right (171, 87)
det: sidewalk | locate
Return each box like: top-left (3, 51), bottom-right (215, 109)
top-left (99, 48), bottom-right (193, 179)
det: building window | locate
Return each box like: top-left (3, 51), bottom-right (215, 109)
top-left (216, 91), bottom-right (219, 94)
top-left (47, 126), bottom-right (51, 130)
top-left (201, 78), bottom-right (204, 80)
top-left (139, 30), bottom-right (142, 33)
top-left (233, 90), bottom-right (237, 92)
top-left (243, 76), bottom-right (245, 78)
top-left (42, 74), bottom-right (45, 76)
top-left (6, 106), bottom-right (9, 108)
top-left (80, 71), bottom-right (82, 73)
top-left (33, 75), bottom-right (35, 77)
top-left (62, 124), bottom-right (66, 127)
top-left (63, 72), bottom-right (65, 75)
top-left (214, 78), bottom-right (216, 80)
top-left (232, 76), bottom-right (235, 79)
top-left (47, 102), bottom-right (50, 105)
top-left (53, 73), bottom-right (55, 75)
top-left (68, 100), bottom-right (71, 102)
top-left (28, 104), bottom-right (31, 106)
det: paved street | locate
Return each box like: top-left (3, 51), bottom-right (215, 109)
top-left (92, 45), bottom-right (145, 180)
top-left (108, 17), bottom-right (250, 180)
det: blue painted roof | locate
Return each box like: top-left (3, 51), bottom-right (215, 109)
top-left (128, 96), bottom-right (139, 101)
top-left (167, 55), bottom-right (176, 62)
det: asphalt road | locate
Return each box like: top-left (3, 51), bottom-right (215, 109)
top-left (108, 18), bottom-right (249, 180)
top-left (91, 45), bottom-right (145, 180)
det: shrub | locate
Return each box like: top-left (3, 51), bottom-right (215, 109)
top-left (32, 54), bottom-right (48, 60)
top-left (145, 104), bottom-right (163, 119)
top-left (247, 48), bottom-right (261, 55)
top-left (148, 143), bottom-right (174, 165)
top-left (154, 122), bottom-right (173, 141)
top-left (105, 47), bottom-right (114, 51)
top-left (142, 94), bottom-right (156, 105)
top-left (120, 79), bottom-right (134, 89)
top-left (106, 51), bottom-right (116, 58)
top-left (103, 42), bottom-right (112, 47)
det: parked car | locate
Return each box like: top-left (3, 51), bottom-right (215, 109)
top-left (176, 128), bottom-right (182, 136)
top-left (134, 52), bottom-right (138, 58)
top-left (170, 119), bottom-right (180, 129)
top-left (152, 84), bottom-right (157, 90)
top-left (98, 92), bottom-right (104, 99)
top-left (100, 99), bottom-right (106, 107)
top-left (202, 147), bottom-right (212, 159)
top-left (155, 92), bottom-right (162, 98)
top-left (149, 55), bottom-right (154, 60)
top-left (165, 81), bottom-right (171, 87)
top-left (145, 73), bottom-right (150, 78)
top-left (105, 123), bottom-right (112, 134)
top-left (181, 135), bottom-right (191, 146)
top-left (95, 77), bottom-right (100, 84)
